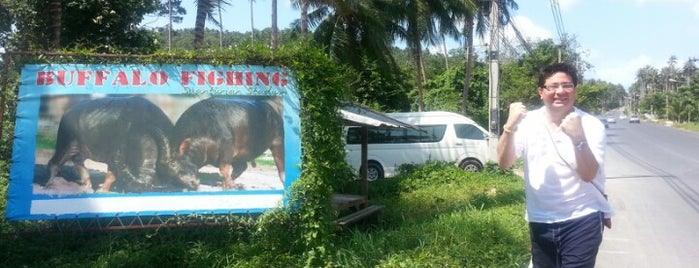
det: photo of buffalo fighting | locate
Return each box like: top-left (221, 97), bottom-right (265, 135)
top-left (33, 95), bottom-right (285, 195)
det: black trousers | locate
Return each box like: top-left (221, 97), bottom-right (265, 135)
top-left (529, 211), bottom-right (604, 268)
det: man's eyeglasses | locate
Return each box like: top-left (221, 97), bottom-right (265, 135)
top-left (542, 83), bottom-right (575, 91)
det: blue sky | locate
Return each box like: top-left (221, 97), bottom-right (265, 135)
top-left (142, 0), bottom-right (699, 89)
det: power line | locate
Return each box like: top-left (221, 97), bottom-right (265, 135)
top-left (549, 0), bottom-right (566, 41)
top-left (497, 30), bottom-right (520, 58)
top-left (508, 20), bottom-right (535, 55)
top-left (480, 12), bottom-right (529, 57)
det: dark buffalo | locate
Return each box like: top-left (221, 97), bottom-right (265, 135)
top-left (45, 96), bottom-right (192, 193)
top-left (172, 97), bottom-right (284, 190)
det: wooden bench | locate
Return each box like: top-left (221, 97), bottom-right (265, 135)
top-left (336, 204), bottom-right (384, 227)
top-left (332, 193), bottom-right (367, 211)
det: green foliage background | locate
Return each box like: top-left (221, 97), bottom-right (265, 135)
top-left (0, 41), bottom-right (358, 266)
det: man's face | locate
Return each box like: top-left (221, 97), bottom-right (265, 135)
top-left (538, 72), bottom-right (576, 112)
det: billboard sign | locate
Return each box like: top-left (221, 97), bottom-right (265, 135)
top-left (6, 64), bottom-right (301, 220)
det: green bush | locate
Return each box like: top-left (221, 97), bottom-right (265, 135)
top-left (332, 161), bottom-right (530, 268)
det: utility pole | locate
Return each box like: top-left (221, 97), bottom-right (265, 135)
top-left (488, 1), bottom-right (500, 135)
top-left (557, 45), bottom-right (562, 63)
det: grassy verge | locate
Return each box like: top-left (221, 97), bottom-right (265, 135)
top-left (332, 162), bottom-right (529, 267)
top-left (676, 122), bottom-right (699, 132)
top-left (0, 162), bottom-right (529, 267)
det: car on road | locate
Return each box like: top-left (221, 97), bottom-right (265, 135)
top-left (629, 115), bottom-right (640, 123)
top-left (606, 117), bottom-right (617, 123)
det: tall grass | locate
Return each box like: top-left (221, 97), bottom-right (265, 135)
top-left (332, 162), bottom-right (529, 267)
top-left (677, 122), bottom-right (699, 132)
top-left (0, 161), bottom-right (530, 267)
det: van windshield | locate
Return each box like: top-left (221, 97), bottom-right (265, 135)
top-left (346, 125), bottom-right (446, 144)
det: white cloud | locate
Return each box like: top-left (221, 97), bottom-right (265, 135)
top-left (587, 54), bottom-right (651, 88)
top-left (507, 16), bottom-right (553, 42)
top-left (426, 15), bottom-right (554, 55)
top-left (427, 43), bottom-right (449, 55)
top-left (631, 0), bottom-right (699, 16)
top-left (587, 52), bottom-right (696, 89)
top-left (557, 0), bottom-right (580, 11)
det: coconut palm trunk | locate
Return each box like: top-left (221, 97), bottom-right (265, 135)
top-left (411, 42), bottom-right (426, 111)
top-left (49, 0), bottom-right (61, 50)
top-left (271, 0), bottom-right (278, 48)
top-left (461, 19), bottom-right (474, 114)
top-left (441, 35), bottom-right (449, 70)
top-left (299, 0), bottom-right (309, 35)
top-left (193, 0), bottom-right (211, 49)
top-left (218, 2), bottom-right (223, 48)
top-left (250, 0), bottom-right (255, 42)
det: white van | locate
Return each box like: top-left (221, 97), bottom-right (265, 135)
top-left (344, 111), bottom-right (493, 181)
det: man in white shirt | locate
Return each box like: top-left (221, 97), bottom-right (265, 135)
top-left (497, 62), bottom-right (613, 268)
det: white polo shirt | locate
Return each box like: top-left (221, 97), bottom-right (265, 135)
top-left (514, 107), bottom-right (614, 223)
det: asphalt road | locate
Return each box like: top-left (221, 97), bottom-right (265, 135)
top-left (596, 118), bottom-right (699, 267)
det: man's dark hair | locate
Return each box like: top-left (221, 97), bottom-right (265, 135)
top-left (537, 62), bottom-right (579, 88)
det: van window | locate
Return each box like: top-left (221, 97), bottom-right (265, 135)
top-left (454, 124), bottom-right (486, 140)
top-left (346, 125), bottom-right (446, 144)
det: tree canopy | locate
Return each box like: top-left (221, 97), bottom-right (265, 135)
top-left (0, 0), bottom-right (645, 123)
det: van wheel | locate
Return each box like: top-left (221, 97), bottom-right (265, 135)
top-left (365, 162), bottom-right (384, 181)
top-left (459, 159), bottom-right (483, 172)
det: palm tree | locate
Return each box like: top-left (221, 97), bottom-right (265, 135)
top-left (271, 0), bottom-right (278, 48)
top-left (293, 0), bottom-right (407, 109)
top-left (660, 66), bottom-right (677, 92)
top-left (193, 0), bottom-right (229, 49)
top-left (218, 1), bottom-right (224, 48)
top-left (440, 35), bottom-right (449, 69)
top-left (194, 0), bottom-right (210, 49)
top-left (249, 0), bottom-right (255, 42)
top-left (392, 0), bottom-right (467, 111)
top-left (680, 59), bottom-right (697, 85)
top-left (459, 0), bottom-right (480, 115)
top-left (156, 0), bottom-right (186, 51)
top-left (635, 65), bottom-right (658, 97)
top-left (168, 0), bottom-right (173, 51)
top-left (296, 0), bottom-right (393, 68)
top-left (49, 0), bottom-right (61, 50)
top-left (437, 0), bottom-right (470, 70)
top-left (460, 0), bottom-right (517, 114)
top-left (290, 0), bottom-right (311, 36)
